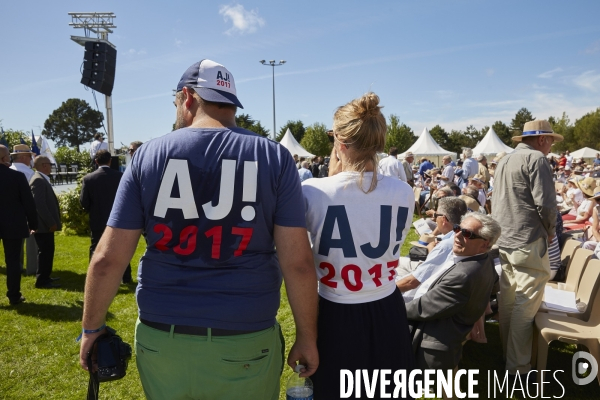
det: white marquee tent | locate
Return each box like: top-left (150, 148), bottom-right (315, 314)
top-left (571, 147), bottom-right (600, 160)
top-left (278, 128), bottom-right (314, 158)
top-left (472, 127), bottom-right (514, 157)
top-left (399, 127), bottom-right (455, 166)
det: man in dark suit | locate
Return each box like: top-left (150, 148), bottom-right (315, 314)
top-left (80, 150), bottom-right (132, 283)
top-left (0, 145), bottom-right (38, 304)
top-left (30, 156), bottom-right (62, 289)
top-left (406, 213), bottom-right (500, 371)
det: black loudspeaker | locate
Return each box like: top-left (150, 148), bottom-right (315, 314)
top-left (81, 41), bottom-right (117, 96)
top-left (110, 156), bottom-right (120, 171)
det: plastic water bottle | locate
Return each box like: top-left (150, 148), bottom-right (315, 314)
top-left (286, 364), bottom-right (314, 400)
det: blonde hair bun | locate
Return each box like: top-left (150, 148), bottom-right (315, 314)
top-left (356, 92), bottom-right (383, 119)
top-left (333, 92), bottom-right (387, 193)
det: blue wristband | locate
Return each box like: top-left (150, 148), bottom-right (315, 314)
top-left (82, 324), bottom-right (106, 334)
top-left (76, 324), bottom-right (106, 342)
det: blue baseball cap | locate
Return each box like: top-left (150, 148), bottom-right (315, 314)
top-left (176, 59), bottom-right (243, 109)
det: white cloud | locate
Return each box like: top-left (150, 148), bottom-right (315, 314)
top-left (486, 68), bottom-right (495, 76)
top-left (219, 4), bottom-right (265, 35)
top-left (174, 39), bottom-right (182, 48)
top-left (584, 40), bottom-right (600, 54)
top-left (407, 90), bottom-right (597, 132)
top-left (573, 70), bottom-right (600, 92)
top-left (538, 67), bottom-right (563, 79)
top-left (127, 48), bottom-right (147, 56)
top-left (435, 90), bottom-right (454, 99)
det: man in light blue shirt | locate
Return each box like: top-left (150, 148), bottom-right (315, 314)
top-left (462, 148), bottom-right (478, 179)
top-left (298, 161), bottom-right (313, 182)
top-left (397, 197), bottom-right (468, 301)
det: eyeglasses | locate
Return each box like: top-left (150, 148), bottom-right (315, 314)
top-left (433, 212), bottom-right (446, 220)
top-left (453, 224), bottom-right (486, 240)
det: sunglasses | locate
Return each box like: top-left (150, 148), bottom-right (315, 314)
top-left (433, 212), bottom-right (446, 220)
top-left (326, 130), bottom-right (335, 143)
top-left (128, 148), bottom-right (135, 153)
top-left (453, 224), bottom-right (486, 240)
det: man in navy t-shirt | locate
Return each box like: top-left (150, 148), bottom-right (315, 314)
top-left (78, 59), bottom-right (318, 399)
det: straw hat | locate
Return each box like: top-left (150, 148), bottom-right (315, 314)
top-left (404, 151), bottom-right (414, 158)
top-left (576, 177), bottom-right (597, 197)
top-left (469, 174), bottom-right (485, 185)
top-left (492, 151), bottom-right (507, 163)
top-left (10, 144), bottom-right (34, 155)
top-left (568, 176), bottom-right (583, 185)
top-left (410, 234), bottom-right (435, 248)
top-left (590, 190), bottom-right (600, 201)
top-left (512, 120), bottom-right (564, 142)
top-left (459, 195), bottom-right (480, 212)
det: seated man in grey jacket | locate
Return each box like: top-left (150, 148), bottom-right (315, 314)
top-left (405, 212), bottom-right (500, 371)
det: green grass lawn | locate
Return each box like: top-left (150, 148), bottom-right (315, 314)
top-left (0, 226), bottom-right (598, 399)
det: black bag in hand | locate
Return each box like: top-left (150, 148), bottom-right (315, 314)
top-left (87, 326), bottom-right (132, 400)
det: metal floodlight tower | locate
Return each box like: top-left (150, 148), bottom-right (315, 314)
top-left (69, 12), bottom-right (117, 155)
top-left (260, 60), bottom-right (286, 140)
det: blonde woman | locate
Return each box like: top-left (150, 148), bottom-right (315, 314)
top-left (563, 177), bottom-right (596, 230)
top-left (302, 93), bottom-right (415, 398)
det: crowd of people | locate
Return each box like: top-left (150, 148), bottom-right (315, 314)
top-left (0, 57), bottom-right (587, 399)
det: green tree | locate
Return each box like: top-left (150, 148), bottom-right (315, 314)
top-left (385, 114), bottom-right (415, 153)
top-left (235, 114), bottom-right (269, 137)
top-left (300, 122), bottom-right (332, 156)
top-left (572, 108), bottom-right (600, 150)
top-left (0, 128), bottom-right (32, 151)
top-left (42, 98), bottom-right (104, 152)
top-left (54, 146), bottom-right (92, 167)
top-left (429, 125), bottom-right (452, 151)
top-left (510, 107), bottom-right (535, 137)
top-left (276, 120), bottom-right (306, 143)
top-left (549, 112), bottom-right (575, 152)
top-left (492, 120), bottom-right (513, 147)
top-left (479, 125), bottom-right (490, 138)
top-left (447, 129), bottom-right (468, 154)
top-left (58, 167), bottom-right (92, 235)
top-left (464, 125), bottom-right (483, 148)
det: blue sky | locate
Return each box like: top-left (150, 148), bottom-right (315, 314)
top-left (1, 0), bottom-right (599, 150)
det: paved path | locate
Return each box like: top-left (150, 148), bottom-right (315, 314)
top-left (53, 183), bottom-right (77, 194)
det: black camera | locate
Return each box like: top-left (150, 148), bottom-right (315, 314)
top-left (86, 326), bottom-right (132, 400)
top-left (96, 337), bottom-right (132, 382)
top-left (93, 327), bottom-right (132, 382)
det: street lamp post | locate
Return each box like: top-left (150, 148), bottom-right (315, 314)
top-left (260, 60), bottom-right (286, 140)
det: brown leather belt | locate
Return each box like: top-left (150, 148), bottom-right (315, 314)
top-left (140, 318), bottom-right (261, 336)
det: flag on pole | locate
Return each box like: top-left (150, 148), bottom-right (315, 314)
top-left (20, 135), bottom-right (26, 145)
top-left (31, 130), bottom-right (41, 155)
top-left (0, 127), bottom-right (8, 147)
